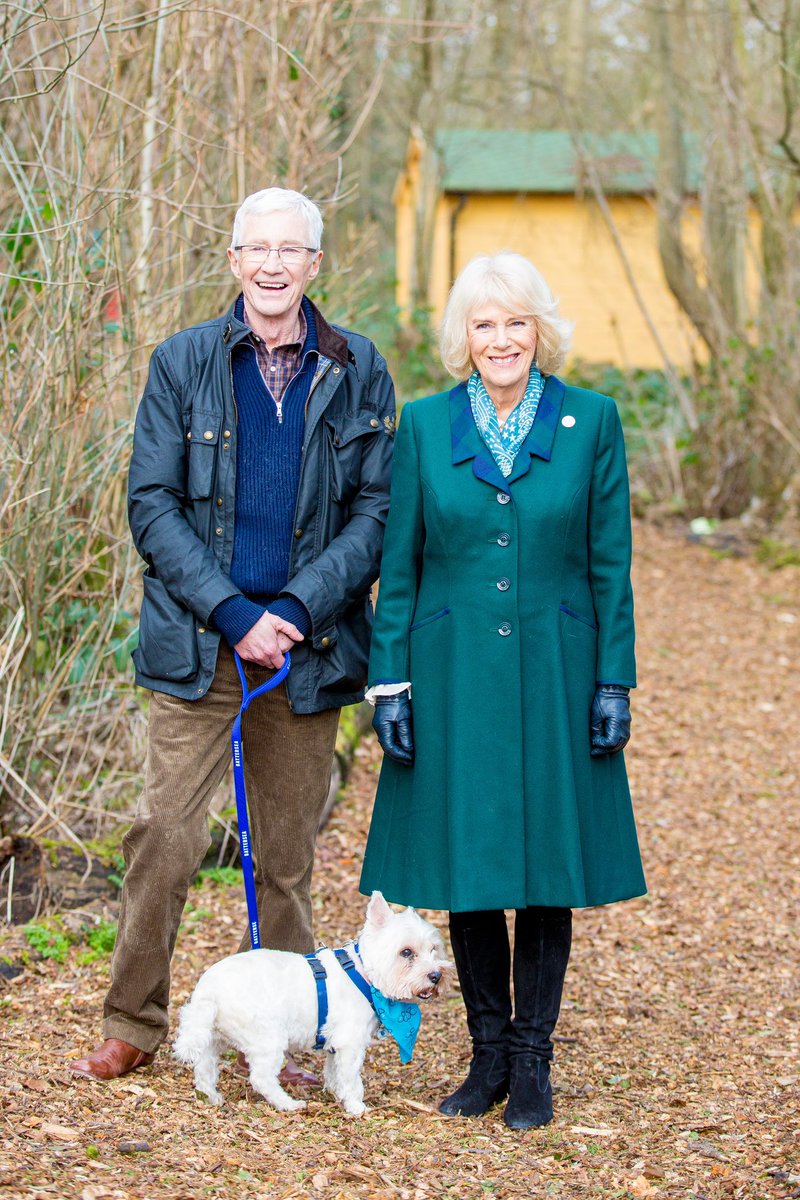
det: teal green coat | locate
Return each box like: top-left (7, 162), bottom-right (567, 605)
top-left (359, 378), bottom-right (646, 912)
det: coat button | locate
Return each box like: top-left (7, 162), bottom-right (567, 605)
top-left (294, 527), bottom-right (303, 538)
top-left (498, 623), bottom-right (512, 636)
top-left (198, 626), bottom-right (206, 634)
top-left (370, 418), bottom-right (379, 428)
top-left (203, 430), bottom-right (214, 440)
top-left (216, 497), bottom-right (223, 506)
top-left (224, 429), bottom-right (231, 438)
top-left (320, 636), bottom-right (331, 648)
top-left (497, 533), bottom-right (510, 547)
top-left (215, 527), bottom-right (222, 535)
top-left (497, 492), bottom-right (511, 505)
top-left (333, 366), bottom-right (340, 374)
top-left (186, 430), bottom-right (192, 440)
top-left (497, 578), bottom-right (510, 591)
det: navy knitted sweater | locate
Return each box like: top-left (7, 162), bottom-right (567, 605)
top-left (211, 296), bottom-right (317, 646)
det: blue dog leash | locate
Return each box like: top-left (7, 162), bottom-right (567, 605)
top-left (231, 649), bottom-right (291, 949)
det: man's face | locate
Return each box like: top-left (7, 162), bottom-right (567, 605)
top-left (228, 209), bottom-right (322, 325)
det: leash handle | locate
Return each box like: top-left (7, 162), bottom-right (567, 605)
top-left (231, 650), bottom-right (291, 949)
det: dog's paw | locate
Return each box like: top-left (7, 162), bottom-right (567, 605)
top-left (342, 1101), bottom-right (368, 1118)
top-left (274, 1096), bottom-right (307, 1113)
top-left (197, 1089), bottom-right (224, 1106)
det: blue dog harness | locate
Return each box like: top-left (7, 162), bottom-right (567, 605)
top-left (303, 943), bottom-right (421, 1063)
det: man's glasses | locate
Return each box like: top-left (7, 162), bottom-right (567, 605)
top-left (233, 245), bottom-right (318, 265)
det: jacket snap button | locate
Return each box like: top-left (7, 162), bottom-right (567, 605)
top-left (333, 367), bottom-right (340, 374)
top-left (498, 623), bottom-right (512, 636)
top-left (216, 497), bottom-right (223, 506)
top-left (223, 442), bottom-right (230, 450)
top-left (198, 626), bottom-right (206, 634)
top-left (320, 636), bottom-right (331, 648)
top-left (497, 578), bottom-right (510, 591)
top-left (370, 418), bottom-right (379, 428)
top-left (186, 431), bottom-right (192, 440)
top-left (224, 429), bottom-right (231, 438)
top-left (497, 492), bottom-right (511, 505)
top-left (215, 527), bottom-right (222, 535)
top-left (334, 435), bottom-right (341, 446)
top-left (294, 528), bottom-right (303, 538)
top-left (497, 533), bottom-right (510, 547)
top-left (203, 430), bottom-right (214, 440)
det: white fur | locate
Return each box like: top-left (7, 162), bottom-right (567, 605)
top-left (173, 892), bottom-right (452, 1116)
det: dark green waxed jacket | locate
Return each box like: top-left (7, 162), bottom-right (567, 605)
top-left (127, 296), bottom-right (396, 712)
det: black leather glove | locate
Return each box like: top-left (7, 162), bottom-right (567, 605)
top-left (590, 684), bottom-right (631, 756)
top-left (372, 690), bottom-right (414, 766)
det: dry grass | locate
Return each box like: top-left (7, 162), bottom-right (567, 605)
top-left (1, 521), bottom-right (799, 1198)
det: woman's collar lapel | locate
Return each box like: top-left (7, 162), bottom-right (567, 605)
top-left (449, 375), bottom-right (566, 489)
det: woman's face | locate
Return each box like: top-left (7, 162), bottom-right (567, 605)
top-left (467, 304), bottom-right (538, 398)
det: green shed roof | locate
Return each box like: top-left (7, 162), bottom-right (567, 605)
top-left (435, 130), bottom-right (701, 195)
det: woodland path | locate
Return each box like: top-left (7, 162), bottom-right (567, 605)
top-left (1, 520), bottom-right (798, 1200)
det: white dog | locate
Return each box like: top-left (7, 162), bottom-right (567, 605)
top-left (173, 892), bottom-right (451, 1116)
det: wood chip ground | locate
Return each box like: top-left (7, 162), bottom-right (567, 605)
top-left (1, 521), bottom-right (798, 1199)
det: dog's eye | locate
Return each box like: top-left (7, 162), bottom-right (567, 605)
top-left (400, 948), bottom-right (415, 958)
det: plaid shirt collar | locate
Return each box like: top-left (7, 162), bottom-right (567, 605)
top-left (242, 303), bottom-right (307, 403)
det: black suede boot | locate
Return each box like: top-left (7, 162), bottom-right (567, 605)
top-left (439, 909), bottom-right (512, 1117)
top-left (504, 906), bottom-right (572, 1130)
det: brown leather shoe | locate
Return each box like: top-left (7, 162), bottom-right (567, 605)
top-left (70, 1039), bottom-right (155, 1081)
top-left (279, 1056), bottom-right (321, 1089)
top-left (234, 1051), bottom-right (320, 1088)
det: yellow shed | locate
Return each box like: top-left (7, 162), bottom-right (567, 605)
top-left (396, 130), bottom-right (723, 369)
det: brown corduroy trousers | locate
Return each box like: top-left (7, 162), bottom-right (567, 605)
top-left (102, 645), bottom-right (340, 1053)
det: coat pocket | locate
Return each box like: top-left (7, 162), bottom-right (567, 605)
top-left (186, 411), bottom-right (220, 499)
top-left (133, 573), bottom-right (200, 682)
top-left (409, 607), bottom-right (450, 632)
top-left (324, 412), bottom-right (381, 503)
top-left (559, 603), bottom-right (598, 631)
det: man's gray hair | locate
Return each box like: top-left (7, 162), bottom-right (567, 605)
top-left (231, 188), bottom-right (324, 251)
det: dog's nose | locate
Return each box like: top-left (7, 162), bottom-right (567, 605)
top-left (428, 970), bottom-right (442, 984)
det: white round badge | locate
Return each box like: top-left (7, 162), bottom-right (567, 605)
top-left (561, 414), bottom-right (576, 428)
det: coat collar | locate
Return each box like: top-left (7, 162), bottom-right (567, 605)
top-left (450, 375), bottom-right (565, 488)
top-left (221, 294), bottom-right (349, 365)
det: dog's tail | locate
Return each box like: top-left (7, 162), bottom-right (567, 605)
top-left (173, 990), bottom-right (218, 1067)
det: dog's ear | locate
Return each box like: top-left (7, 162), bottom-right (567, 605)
top-left (366, 891), bottom-right (392, 928)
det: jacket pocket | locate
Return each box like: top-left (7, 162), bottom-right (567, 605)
top-left (559, 603), bottom-right (598, 631)
top-left (324, 412), bottom-right (381, 502)
top-left (133, 573), bottom-right (200, 682)
top-left (409, 607), bottom-right (450, 632)
top-left (186, 411), bottom-right (220, 499)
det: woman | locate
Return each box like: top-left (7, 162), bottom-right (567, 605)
top-left (360, 252), bottom-right (646, 1130)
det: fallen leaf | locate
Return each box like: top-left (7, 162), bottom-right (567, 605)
top-left (41, 1123), bottom-right (80, 1141)
top-left (570, 1125), bottom-right (615, 1137)
top-left (629, 1176), bottom-right (660, 1198)
top-left (21, 1077), bottom-right (49, 1093)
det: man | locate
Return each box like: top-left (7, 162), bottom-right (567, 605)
top-left (71, 188), bottom-right (396, 1082)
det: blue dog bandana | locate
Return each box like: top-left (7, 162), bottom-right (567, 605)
top-left (370, 987), bottom-right (421, 1064)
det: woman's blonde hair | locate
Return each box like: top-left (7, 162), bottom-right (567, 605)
top-left (438, 252), bottom-right (573, 379)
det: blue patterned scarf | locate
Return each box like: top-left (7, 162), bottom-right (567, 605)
top-left (467, 364), bottom-right (546, 477)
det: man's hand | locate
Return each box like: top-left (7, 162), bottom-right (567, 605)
top-left (234, 612), bottom-right (303, 669)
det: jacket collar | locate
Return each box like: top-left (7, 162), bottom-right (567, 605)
top-left (450, 375), bottom-right (565, 488)
top-left (221, 294), bottom-right (349, 366)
